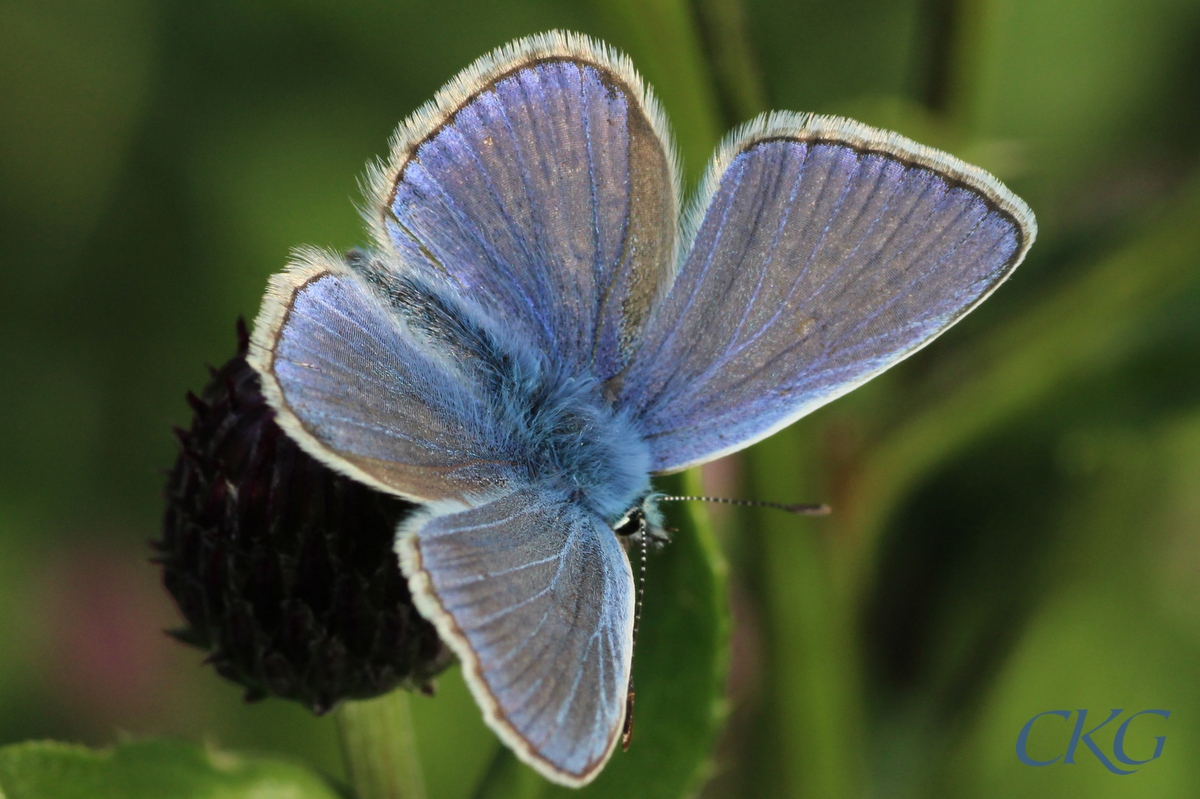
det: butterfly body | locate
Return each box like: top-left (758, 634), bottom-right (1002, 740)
top-left (347, 249), bottom-right (656, 525)
top-left (249, 32), bottom-right (1035, 786)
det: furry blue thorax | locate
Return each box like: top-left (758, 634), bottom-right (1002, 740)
top-left (350, 251), bottom-right (652, 522)
top-left (250, 32), bottom-right (1037, 787)
top-left (505, 368), bottom-right (652, 522)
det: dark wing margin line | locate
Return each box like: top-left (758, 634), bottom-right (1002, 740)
top-left (681, 112), bottom-right (1036, 269)
top-left (650, 112), bottom-right (1036, 475)
top-left (247, 248), bottom-right (440, 502)
top-left (396, 502), bottom-right (632, 788)
top-left (362, 30), bottom-right (683, 284)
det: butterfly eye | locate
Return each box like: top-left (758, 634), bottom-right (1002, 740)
top-left (612, 507), bottom-right (643, 537)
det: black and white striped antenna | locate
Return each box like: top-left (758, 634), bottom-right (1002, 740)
top-left (657, 495), bottom-right (831, 516)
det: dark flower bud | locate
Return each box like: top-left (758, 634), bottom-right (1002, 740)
top-left (156, 320), bottom-right (451, 714)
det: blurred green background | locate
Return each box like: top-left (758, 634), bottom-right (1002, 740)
top-left (2, 0), bottom-right (1199, 797)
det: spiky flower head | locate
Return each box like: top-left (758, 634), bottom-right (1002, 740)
top-left (157, 321), bottom-right (450, 714)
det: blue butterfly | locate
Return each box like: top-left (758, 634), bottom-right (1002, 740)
top-left (248, 31), bottom-right (1035, 787)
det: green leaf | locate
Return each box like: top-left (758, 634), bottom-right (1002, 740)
top-left (0, 738), bottom-right (343, 799)
top-left (472, 470), bottom-right (730, 799)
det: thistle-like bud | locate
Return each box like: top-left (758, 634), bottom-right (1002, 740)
top-left (156, 321), bottom-right (450, 714)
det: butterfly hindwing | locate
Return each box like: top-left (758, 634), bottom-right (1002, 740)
top-left (398, 488), bottom-right (635, 787)
top-left (248, 33), bottom-right (1039, 791)
top-left (619, 113), bottom-right (1037, 473)
top-left (249, 250), bottom-right (527, 502)
top-left (252, 246), bottom-right (640, 785)
top-left (369, 32), bottom-right (678, 384)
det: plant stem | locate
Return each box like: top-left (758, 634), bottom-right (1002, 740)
top-left (592, 0), bottom-right (723, 176)
top-left (692, 0), bottom-right (770, 124)
top-left (840, 171), bottom-right (1200, 591)
top-left (336, 689), bottom-right (426, 799)
top-left (469, 747), bottom-right (543, 799)
top-left (748, 425), bottom-right (863, 799)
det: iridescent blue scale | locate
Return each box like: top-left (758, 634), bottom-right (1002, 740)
top-left (248, 31), bottom-right (1035, 788)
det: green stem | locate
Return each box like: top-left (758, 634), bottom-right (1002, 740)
top-left (590, 0), bottom-right (723, 177)
top-left (749, 425), bottom-right (863, 799)
top-left (336, 689), bottom-right (427, 799)
top-left (692, 0), bottom-right (770, 124)
top-left (469, 748), bottom-right (542, 799)
top-left (841, 173), bottom-right (1200, 589)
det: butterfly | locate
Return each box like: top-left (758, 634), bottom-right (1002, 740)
top-left (248, 31), bottom-right (1035, 787)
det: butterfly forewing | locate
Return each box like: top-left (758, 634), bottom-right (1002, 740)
top-left (251, 248), bottom-right (640, 785)
top-left (370, 34), bottom-right (678, 384)
top-left (249, 33), bottom-right (1038, 792)
top-left (620, 114), bottom-right (1036, 473)
top-left (399, 488), bottom-right (635, 786)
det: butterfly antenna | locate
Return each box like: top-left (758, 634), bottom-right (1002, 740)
top-left (622, 525), bottom-right (648, 751)
top-left (658, 495), bottom-right (831, 516)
